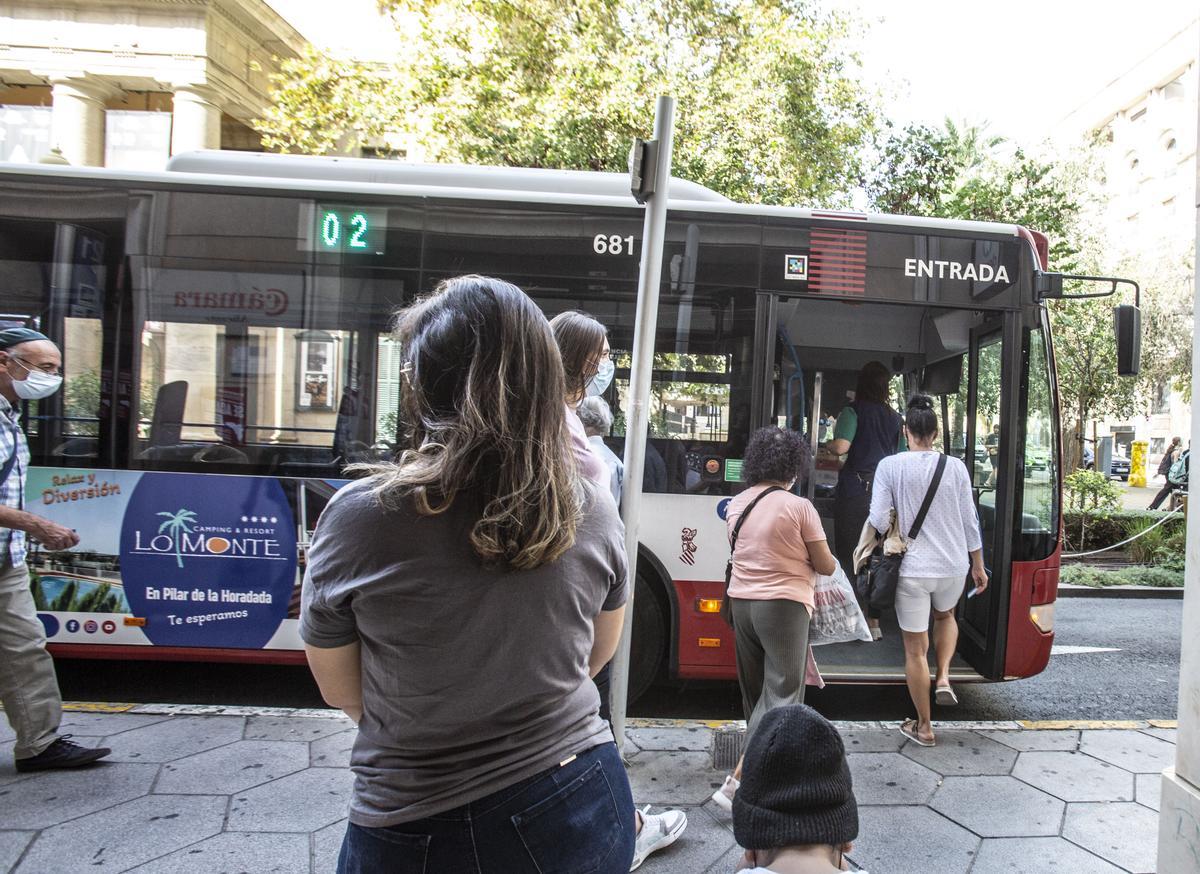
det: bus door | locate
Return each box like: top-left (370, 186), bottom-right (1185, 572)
top-left (956, 320), bottom-right (1016, 679)
top-left (752, 293), bottom-right (822, 497)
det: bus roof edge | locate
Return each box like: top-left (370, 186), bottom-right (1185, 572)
top-left (166, 150), bottom-right (733, 203)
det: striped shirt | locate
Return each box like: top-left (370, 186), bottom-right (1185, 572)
top-left (0, 395), bottom-right (29, 567)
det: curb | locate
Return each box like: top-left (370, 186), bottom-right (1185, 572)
top-left (57, 703), bottom-right (1178, 731)
top-left (1058, 583), bottom-right (1183, 599)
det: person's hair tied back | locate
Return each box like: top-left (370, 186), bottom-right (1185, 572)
top-left (905, 393), bottom-right (938, 441)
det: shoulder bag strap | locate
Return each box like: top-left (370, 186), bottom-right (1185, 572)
top-left (730, 486), bottom-right (785, 553)
top-left (0, 441), bottom-right (18, 492)
top-left (907, 454), bottom-right (947, 541)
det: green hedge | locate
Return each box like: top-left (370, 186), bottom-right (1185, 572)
top-left (1062, 509), bottom-right (1185, 553)
top-left (1060, 564), bottom-right (1183, 588)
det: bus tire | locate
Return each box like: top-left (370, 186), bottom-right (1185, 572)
top-left (628, 573), bottom-right (666, 705)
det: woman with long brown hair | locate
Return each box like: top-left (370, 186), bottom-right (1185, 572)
top-left (550, 309), bottom-right (688, 871)
top-left (301, 276), bottom-right (635, 872)
top-left (550, 310), bottom-right (614, 490)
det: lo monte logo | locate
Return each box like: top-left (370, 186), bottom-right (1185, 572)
top-left (131, 506), bottom-right (283, 568)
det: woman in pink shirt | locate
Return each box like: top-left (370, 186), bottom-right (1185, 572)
top-left (712, 427), bottom-right (836, 813)
top-left (549, 310), bottom-right (613, 490)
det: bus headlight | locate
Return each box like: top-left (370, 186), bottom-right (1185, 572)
top-left (1030, 603), bottom-right (1055, 633)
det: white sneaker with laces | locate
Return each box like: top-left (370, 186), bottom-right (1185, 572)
top-left (630, 805), bottom-right (687, 871)
top-left (710, 774), bottom-right (738, 812)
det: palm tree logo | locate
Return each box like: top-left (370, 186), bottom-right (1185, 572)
top-left (156, 509), bottom-right (198, 568)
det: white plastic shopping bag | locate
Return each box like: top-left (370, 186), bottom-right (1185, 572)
top-left (809, 560), bottom-right (873, 646)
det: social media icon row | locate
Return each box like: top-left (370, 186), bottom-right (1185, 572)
top-left (64, 619), bottom-right (116, 635)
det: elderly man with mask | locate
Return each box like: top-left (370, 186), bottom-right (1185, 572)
top-left (0, 327), bottom-right (111, 771)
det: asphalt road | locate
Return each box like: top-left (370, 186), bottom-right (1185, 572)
top-left (53, 596), bottom-right (1181, 723)
top-left (634, 596), bottom-right (1182, 722)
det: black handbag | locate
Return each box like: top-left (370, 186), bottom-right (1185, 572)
top-left (720, 486), bottom-right (785, 627)
top-left (857, 455), bottom-right (947, 612)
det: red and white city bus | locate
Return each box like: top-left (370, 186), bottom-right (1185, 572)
top-left (0, 152), bottom-right (1136, 701)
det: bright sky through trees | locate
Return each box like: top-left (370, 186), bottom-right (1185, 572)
top-left (267, 0), bottom-right (1197, 148)
top-left (849, 0), bottom-right (1196, 147)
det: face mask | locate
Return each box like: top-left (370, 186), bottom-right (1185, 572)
top-left (11, 366), bottom-right (63, 400)
top-left (586, 358), bottom-right (614, 397)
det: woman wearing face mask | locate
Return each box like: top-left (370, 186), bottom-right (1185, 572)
top-left (549, 310), bottom-right (688, 872)
top-left (550, 311), bottom-right (616, 492)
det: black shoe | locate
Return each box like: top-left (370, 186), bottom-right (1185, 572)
top-left (15, 735), bottom-right (111, 772)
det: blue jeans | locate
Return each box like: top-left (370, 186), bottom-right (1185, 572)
top-left (337, 742), bottom-right (634, 874)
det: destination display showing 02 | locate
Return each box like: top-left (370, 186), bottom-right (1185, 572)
top-left (302, 204), bottom-right (387, 254)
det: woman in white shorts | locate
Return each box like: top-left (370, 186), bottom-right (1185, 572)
top-left (868, 394), bottom-right (988, 747)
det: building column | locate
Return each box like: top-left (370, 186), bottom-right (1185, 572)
top-left (171, 86), bottom-right (221, 155)
top-left (1158, 41), bottom-right (1200, 867)
top-left (50, 78), bottom-right (111, 166)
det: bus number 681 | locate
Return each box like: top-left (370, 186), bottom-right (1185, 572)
top-left (593, 234), bottom-right (635, 255)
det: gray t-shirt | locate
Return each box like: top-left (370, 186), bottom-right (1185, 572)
top-left (300, 477), bottom-right (627, 827)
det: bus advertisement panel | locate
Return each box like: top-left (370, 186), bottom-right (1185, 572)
top-left (25, 467), bottom-right (341, 653)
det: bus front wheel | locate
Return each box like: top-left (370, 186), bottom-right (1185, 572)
top-left (628, 573), bottom-right (666, 705)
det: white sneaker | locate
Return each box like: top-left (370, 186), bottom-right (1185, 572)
top-left (630, 805), bottom-right (687, 871)
top-left (710, 775), bottom-right (738, 812)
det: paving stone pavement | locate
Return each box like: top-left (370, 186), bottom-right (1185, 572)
top-left (0, 707), bottom-right (1174, 873)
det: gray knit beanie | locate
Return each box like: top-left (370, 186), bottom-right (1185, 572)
top-left (732, 704), bottom-right (859, 850)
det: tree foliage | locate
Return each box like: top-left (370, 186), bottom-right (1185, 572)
top-left (868, 120), bottom-right (1084, 268)
top-left (868, 121), bottom-right (1153, 469)
top-left (256, 0), bottom-right (879, 205)
top-left (1121, 244), bottom-right (1194, 404)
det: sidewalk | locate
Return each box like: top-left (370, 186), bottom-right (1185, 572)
top-left (0, 705), bottom-right (1174, 873)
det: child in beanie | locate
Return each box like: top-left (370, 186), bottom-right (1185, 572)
top-left (732, 704), bottom-right (864, 873)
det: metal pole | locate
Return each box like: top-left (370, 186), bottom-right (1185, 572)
top-left (609, 95), bottom-right (675, 752)
top-left (1156, 33), bottom-right (1200, 866)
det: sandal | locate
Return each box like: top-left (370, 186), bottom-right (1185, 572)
top-left (899, 718), bottom-right (935, 747)
top-left (935, 684), bottom-right (958, 706)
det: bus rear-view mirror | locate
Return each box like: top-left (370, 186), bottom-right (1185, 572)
top-left (1114, 304), bottom-right (1141, 377)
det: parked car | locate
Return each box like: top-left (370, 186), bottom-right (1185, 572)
top-left (973, 444), bottom-right (990, 482)
top-left (1110, 454), bottom-right (1130, 481)
top-left (1025, 447), bottom-right (1049, 472)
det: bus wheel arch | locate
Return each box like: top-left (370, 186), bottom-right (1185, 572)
top-left (627, 547), bottom-right (675, 705)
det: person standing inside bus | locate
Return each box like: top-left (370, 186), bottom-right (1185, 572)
top-left (0, 328), bottom-right (111, 772)
top-left (711, 426), bottom-right (837, 812)
top-left (550, 309), bottom-right (688, 871)
top-left (827, 361), bottom-right (903, 641)
top-left (868, 395), bottom-right (987, 748)
top-left (301, 278), bottom-right (634, 873)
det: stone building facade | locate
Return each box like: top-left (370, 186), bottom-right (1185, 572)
top-left (1055, 18), bottom-right (1198, 472)
top-left (0, 0), bottom-right (305, 166)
